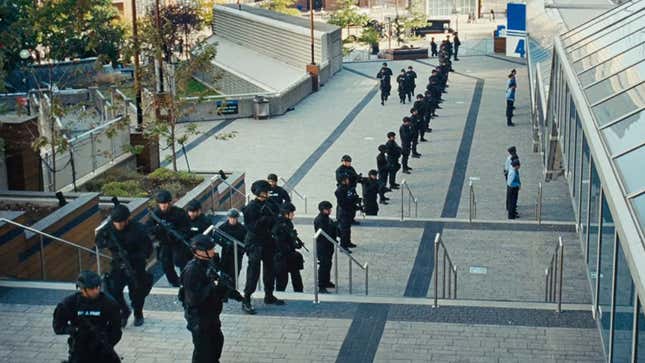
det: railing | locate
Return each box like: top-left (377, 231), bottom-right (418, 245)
top-left (544, 236), bottom-right (564, 312)
top-left (279, 177), bottom-right (308, 214)
top-left (469, 180), bottom-right (477, 223)
top-left (204, 224), bottom-right (246, 290)
top-left (312, 228), bottom-right (368, 304)
top-left (536, 182), bottom-right (543, 224)
top-left (0, 218), bottom-right (112, 280)
top-left (433, 233), bottom-right (457, 307)
top-left (209, 175), bottom-right (247, 211)
top-left (400, 180), bottom-right (418, 220)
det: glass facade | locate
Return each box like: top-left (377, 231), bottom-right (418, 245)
top-left (611, 239), bottom-right (635, 362)
top-left (598, 195), bottom-right (615, 352)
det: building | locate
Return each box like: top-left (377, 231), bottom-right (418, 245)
top-left (535, 0), bottom-right (645, 360)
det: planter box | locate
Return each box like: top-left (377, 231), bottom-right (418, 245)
top-left (383, 48), bottom-right (429, 60)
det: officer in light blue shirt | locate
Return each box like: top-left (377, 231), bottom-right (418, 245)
top-left (506, 159), bottom-right (521, 219)
top-left (504, 146), bottom-right (519, 211)
top-left (506, 73), bottom-right (517, 126)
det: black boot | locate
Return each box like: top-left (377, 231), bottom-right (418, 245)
top-left (264, 294), bottom-right (285, 305)
top-left (242, 295), bottom-right (256, 314)
top-left (133, 311), bottom-right (144, 327)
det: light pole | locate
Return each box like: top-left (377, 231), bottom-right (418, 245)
top-left (130, 0), bottom-right (143, 128)
top-left (306, 0), bottom-right (319, 92)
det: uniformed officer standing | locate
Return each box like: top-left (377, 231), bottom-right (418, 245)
top-left (336, 155), bottom-right (360, 225)
top-left (396, 69), bottom-right (408, 104)
top-left (377, 62), bottom-right (393, 105)
top-left (186, 200), bottom-right (211, 240)
top-left (216, 208), bottom-right (247, 280)
top-left (376, 145), bottom-right (390, 205)
top-left (399, 117), bottom-right (414, 174)
top-left (507, 159), bottom-right (521, 219)
top-left (242, 180), bottom-right (284, 314)
top-left (314, 201), bottom-right (336, 293)
top-left (53, 271), bottom-right (122, 363)
top-left (361, 170), bottom-right (380, 216)
top-left (414, 94), bottom-right (430, 140)
top-left (335, 176), bottom-right (360, 251)
top-left (267, 173), bottom-right (291, 206)
top-left (385, 132), bottom-right (402, 190)
top-left (409, 108), bottom-right (422, 158)
top-left (272, 202), bottom-right (304, 292)
top-left (405, 66), bottom-right (417, 102)
top-left (180, 235), bottom-right (243, 363)
top-left (146, 190), bottom-right (191, 287)
top-left (96, 205), bottom-right (153, 327)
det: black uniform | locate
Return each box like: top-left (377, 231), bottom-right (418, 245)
top-left (242, 199), bottom-right (277, 297)
top-left (147, 206), bottom-right (191, 286)
top-left (377, 67), bottom-right (393, 103)
top-left (335, 165), bottom-right (359, 187)
top-left (430, 39), bottom-right (438, 57)
top-left (405, 70), bottom-right (417, 102)
top-left (53, 292), bottom-right (122, 363)
top-left (181, 258), bottom-right (240, 363)
top-left (188, 214), bottom-right (211, 240)
top-left (376, 151), bottom-right (389, 201)
top-left (399, 124), bottom-right (413, 170)
top-left (410, 114), bottom-right (421, 155)
top-left (272, 216), bottom-right (304, 292)
top-left (414, 100), bottom-right (429, 139)
top-left (268, 185), bottom-right (291, 206)
top-left (361, 178), bottom-right (380, 216)
top-left (453, 35), bottom-right (461, 60)
top-left (314, 213), bottom-right (336, 288)
top-left (335, 184), bottom-right (360, 248)
top-left (216, 221), bottom-right (247, 279)
top-left (396, 73), bottom-right (407, 103)
top-left (385, 139), bottom-right (402, 187)
top-left (95, 222), bottom-right (153, 320)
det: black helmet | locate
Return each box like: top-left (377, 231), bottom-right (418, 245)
top-left (110, 205), bottom-right (130, 222)
top-left (267, 173), bottom-right (278, 182)
top-left (191, 234), bottom-right (215, 251)
top-left (279, 202), bottom-right (296, 215)
top-left (186, 200), bottom-right (202, 212)
top-left (226, 208), bottom-right (240, 218)
top-left (251, 180), bottom-right (271, 196)
top-left (318, 201), bottom-right (333, 211)
top-left (77, 270), bottom-right (101, 289)
top-left (507, 146), bottom-right (517, 154)
top-left (341, 155), bottom-right (352, 162)
top-left (378, 144), bottom-right (386, 152)
top-left (155, 190), bottom-right (172, 203)
top-left (368, 169), bottom-right (378, 177)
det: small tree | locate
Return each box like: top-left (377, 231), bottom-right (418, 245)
top-left (260, 0), bottom-right (301, 16)
top-left (328, 0), bottom-right (369, 38)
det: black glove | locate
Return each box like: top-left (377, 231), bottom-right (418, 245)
top-left (229, 290), bottom-right (243, 302)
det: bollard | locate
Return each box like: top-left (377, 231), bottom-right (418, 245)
top-left (433, 233), bottom-right (440, 307)
top-left (365, 264), bottom-right (369, 296)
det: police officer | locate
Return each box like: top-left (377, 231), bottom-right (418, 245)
top-left (186, 200), bottom-right (211, 240)
top-left (242, 180), bottom-right (284, 314)
top-left (267, 173), bottom-right (291, 206)
top-left (409, 108), bottom-right (422, 158)
top-left (335, 176), bottom-right (360, 251)
top-left (96, 205), bottom-right (153, 327)
top-left (507, 159), bottom-right (521, 219)
top-left (314, 201), bottom-right (336, 293)
top-left (414, 94), bottom-right (430, 140)
top-left (53, 271), bottom-right (122, 363)
top-left (405, 66), bottom-right (417, 102)
top-left (146, 190), bottom-right (191, 287)
top-left (216, 208), bottom-right (246, 280)
top-left (396, 69), bottom-right (408, 104)
top-left (335, 154), bottom-right (359, 187)
top-left (361, 170), bottom-right (380, 216)
top-left (385, 132), bottom-right (402, 190)
top-left (273, 202), bottom-right (304, 292)
top-left (377, 62), bottom-right (393, 105)
top-left (376, 145), bottom-right (390, 205)
top-left (399, 117), bottom-right (413, 174)
top-left (180, 235), bottom-right (243, 363)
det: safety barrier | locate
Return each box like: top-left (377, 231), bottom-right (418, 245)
top-left (204, 224), bottom-right (246, 290)
top-left (469, 180), bottom-right (477, 223)
top-left (536, 182), bottom-right (543, 224)
top-left (279, 177), bottom-right (308, 214)
top-left (400, 180), bottom-right (418, 220)
top-left (433, 233), bottom-right (458, 307)
top-left (209, 175), bottom-right (246, 210)
top-left (544, 236), bottom-right (564, 312)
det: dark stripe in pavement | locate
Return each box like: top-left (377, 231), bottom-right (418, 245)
top-left (336, 304), bottom-right (390, 363)
top-left (342, 66), bottom-right (376, 79)
top-left (160, 118), bottom-right (237, 167)
top-left (404, 223), bottom-right (443, 297)
top-left (441, 79), bottom-right (484, 218)
top-left (285, 86), bottom-right (379, 189)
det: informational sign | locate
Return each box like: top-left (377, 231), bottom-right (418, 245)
top-left (216, 100), bottom-right (239, 115)
top-left (469, 266), bottom-right (488, 275)
top-left (505, 3), bottom-right (527, 58)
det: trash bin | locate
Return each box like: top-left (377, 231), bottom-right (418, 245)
top-left (253, 96), bottom-right (270, 119)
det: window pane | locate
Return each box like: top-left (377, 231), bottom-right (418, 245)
top-left (580, 139), bottom-right (590, 236)
top-left (632, 194), bottom-right (645, 235)
top-left (602, 110), bottom-right (645, 155)
top-left (611, 239), bottom-right (635, 362)
top-left (598, 195), bottom-right (615, 353)
top-left (579, 44), bottom-right (645, 87)
top-left (588, 160), bottom-right (601, 293)
top-left (592, 83), bottom-right (645, 127)
top-left (575, 39), bottom-right (645, 74)
top-left (570, 22), bottom-right (645, 62)
top-left (574, 116), bottom-right (583, 201)
top-left (563, 1), bottom-right (645, 47)
top-left (615, 145), bottom-right (645, 194)
top-left (568, 10), bottom-right (645, 55)
top-left (586, 61), bottom-right (645, 104)
top-left (568, 111), bottom-right (577, 179)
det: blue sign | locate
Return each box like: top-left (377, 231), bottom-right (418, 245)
top-left (507, 3), bottom-right (527, 31)
top-left (215, 100), bottom-right (239, 115)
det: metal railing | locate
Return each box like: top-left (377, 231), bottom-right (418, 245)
top-left (400, 180), bottom-right (418, 220)
top-left (469, 180), bottom-right (477, 223)
top-left (312, 228), bottom-right (368, 304)
top-left (433, 233), bottom-right (458, 307)
top-left (209, 175), bottom-right (247, 211)
top-left (544, 236), bottom-right (564, 312)
top-left (536, 182), bottom-right (543, 224)
top-left (279, 177), bottom-right (308, 214)
top-left (204, 224), bottom-right (246, 290)
top-left (0, 218), bottom-right (112, 280)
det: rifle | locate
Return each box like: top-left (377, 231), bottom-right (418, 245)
top-left (99, 197), bottom-right (138, 289)
top-left (293, 233), bottom-right (310, 253)
top-left (70, 314), bottom-right (120, 362)
top-left (205, 258), bottom-right (239, 294)
top-left (210, 226), bottom-right (246, 250)
top-left (148, 209), bottom-right (192, 250)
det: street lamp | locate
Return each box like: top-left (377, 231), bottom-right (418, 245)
top-left (130, 0), bottom-right (144, 129)
top-left (306, 0), bottom-right (319, 92)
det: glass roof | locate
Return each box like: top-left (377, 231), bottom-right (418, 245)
top-left (585, 61), bottom-right (645, 104)
top-left (573, 38), bottom-right (645, 74)
top-left (632, 194), bottom-right (645, 231)
top-left (578, 44), bottom-right (645, 87)
top-left (602, 110), bottom-right (645, 155)
top-left (591, 83), bottom-right (645, 126)
top-left (615, 144), bottom-right (645, 194)
top-left (567, 9), bottom-right (645, 56)
top-left (570, 19), bottom-right (645, 62)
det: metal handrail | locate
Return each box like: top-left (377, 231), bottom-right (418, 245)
top-left (400, 180), bottom-right (418, 220)
top-left (279, 177), bottom-right (308, 213)
top-left (536, 182), bottom-right (543, 224)
top-left (544, 236), bottom-right (564, 312)
top-left (433, 233), bottom-right (458, 307)
top-left (0, 218), bottom-right (112, 280)
top-left (469, 180), bottom-right (477, 223)
top-left (209, 175), bottom-right (246, 210)
top-left (313, 228), bottom-right (368, 304)
top-left (204, 224), bottom-right (246, 290)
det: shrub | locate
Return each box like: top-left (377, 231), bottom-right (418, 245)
top-left (101, 180), bottom-right (147, 197)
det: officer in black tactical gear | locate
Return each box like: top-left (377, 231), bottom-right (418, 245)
top-left (314, 201), bottom-right (336, 293)
top-left (385, 132), bottom-right (402, 190)
top-left (186, 200), bottom-right (212, 240)
top-left (399, 117), bottom-right (414, 174)
top-left (273, 202), bottom-right (304, 292)
top-left (96, 205), bottom-right (153, 327)
top-left (180, 235), bottom-right (243, 363)
top-left (409, 108), bottom-right (422, 158)
top-left (267, 173), bottom-right (291, 206)
top-left (376, 62), bottom-right (393, 105)
top-left (242, 180), bottom-right (284, 314)
top-left (335, 154), bottom-right (359, 187)
top-left (53, 271), bottom-right (122, 363)
top-left (335, 176), bottom-right (360, 251)
top-left (215, 208), bottom-right (246, 280)
top-left (376, 145), bottom-right (390, 205)
top-left (146, 190), bottom-right (191, 287)
top-left (360, 170), bottom-right (380, 216)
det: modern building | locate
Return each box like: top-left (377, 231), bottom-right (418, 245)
top-left (535, 0), bottom-right (645, 360)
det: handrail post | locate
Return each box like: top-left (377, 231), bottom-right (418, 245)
top-left (96, 245), bottom-right (102, 275)
top-left (233, 238), bottom-right (239, 290)
top-left (537, 182), bottom-right (543, 224)
top-left (348, 257), bottom-right (353, 294)
top-left (469, 181), bottom-right (473, 223)
top-left (77, 249), bottom-right (83, 274)
top-left (442, 248), bottom-right (446, 298)
top-left (304, 196), bottom-right (308, 214)
top-left (229, 188), bottom-right (233, 209)
top-left (313, 233), bottom-right (319, 304)
top-left (400, 180), bottom-right (405, 221)
top-left (453, 265), bottom-right (457, 298)
top-left (557, 236), bottom-right (564, 313)
top-left (39, 235), bottom-right (46, 280)
top-left (544, 268), bottom-right (549, 302)
top-left (334, 236), bottom-right (339, 293)
top-left (433, 233), bottom-right (440, 307)
top-left (415, 198), bottom-right (418, 218)
top-left (365, 264), bottom-right (369, 295)
top-left (210, 179), bottom-right (216, 213)
top-left (447, 261), bottom-right (451, 299)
